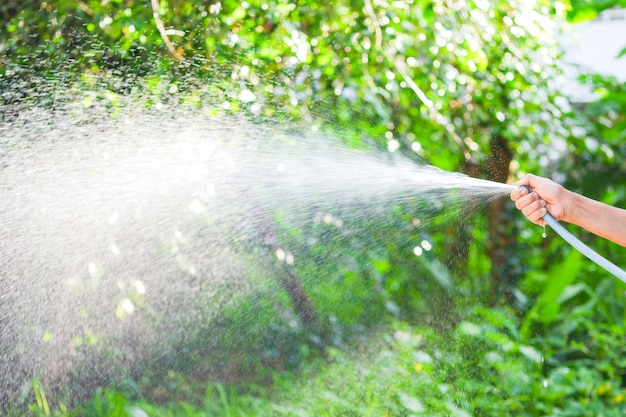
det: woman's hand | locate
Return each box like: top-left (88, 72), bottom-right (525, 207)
top-left (509, 174), bottom-right (571, 226)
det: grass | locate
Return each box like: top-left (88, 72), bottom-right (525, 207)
top-left (17, 308), bottom-right (626, 417)
top-left (15, 319), bottom-right (504, 416)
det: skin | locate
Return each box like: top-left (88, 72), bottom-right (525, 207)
top-left (510, 174), bottom-right (626, 248)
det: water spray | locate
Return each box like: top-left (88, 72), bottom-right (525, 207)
top-left (520, 186), bottom-right (626, 283)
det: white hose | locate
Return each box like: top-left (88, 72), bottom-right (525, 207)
top-left (542, 212), bottom-right (626, 283)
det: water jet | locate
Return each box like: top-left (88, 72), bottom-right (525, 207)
top-left (0, 93), bottom-right (515, 407)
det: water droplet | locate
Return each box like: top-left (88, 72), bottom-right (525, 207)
top-left (107, 212), bottom-right (119, 226)
top-left (110, 243), bottom-right (121, 256)
top-left (387, 139), bottom-right (399, 152)
top-left (132, 280), bottom-right (146, 295)
top-left (88, 262), bottom-right (102, 280)
top-left (206, 183), bottom-right (216, 197)
top-left (189, 199), bottom-right (205, 214)
top-left (128, 406), bottom-right (150, 417)
top-left (116, 298), bottom-right (135, 319)
top-left (238, 89), bottom-right (256, 103)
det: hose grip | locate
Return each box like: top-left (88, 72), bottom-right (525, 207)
top-left (519, 185), bottom-right (546, 218)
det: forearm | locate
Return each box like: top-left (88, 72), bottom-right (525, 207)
top-left (564, 191), bottom-right (626, 247)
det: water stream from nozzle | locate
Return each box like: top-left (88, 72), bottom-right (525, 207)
top-left (0, 98), bottom-right (519, 404)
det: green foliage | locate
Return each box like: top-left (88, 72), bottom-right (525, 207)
top-left (30, 380), bottom-right (50, 417)
top-left (22, 312), bottom-right (626, 416)
top-left (2, 0), bottom-right (626, 414)
top-left (566, 0), bottom-right (626, 22)
top-left (2, 0), bottom-right (577, 161)
top-left (521, 249), bottom-right (583, 338)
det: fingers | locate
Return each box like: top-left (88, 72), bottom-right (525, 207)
top-left (510, 185), bottom-right (528, 201)
top-left (514, 190), bottom-right (537, 210)
top-left (522, 173), bottom-right (538, 188)
top-left (512, 188), bottom-right (548, 225)
top-left (511, 174), bottom-right (553, 226)
top-left (528, 208), bottom-right (547, 226)
top-left (511, 174), bottom-right (538, 198)
top-left (521, 197), bottom-right (546, 222)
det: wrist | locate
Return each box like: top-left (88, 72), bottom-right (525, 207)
top-left (560, 189), bottom-right (580, 224)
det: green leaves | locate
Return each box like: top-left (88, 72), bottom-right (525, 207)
top-left (521, 249), bottom-right (583, 339)
top-left (566, 0), bottom-right (626, 22)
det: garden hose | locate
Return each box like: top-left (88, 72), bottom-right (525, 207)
top-left (520, 186), bottom-right (626, 284)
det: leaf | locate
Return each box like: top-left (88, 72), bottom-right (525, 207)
top-left (421, 3), bottom-right (435, 24)
top-left (372, 258), bottom-right (391, 274)
top-left (618, 46), bottom-right (626, 59)
top-left (398, 392), bottom-right (424, 413)
top-left (519, 344), bottom-right (542, 363)
top-left (420, 257), bottom-right (454, 290)
top-left (224, 6), bottom-right (247, 25)
top-left (521, 249), bottom-right (583, 339)
top-left (458, 321), bottom-right (481, 337)
top-left (556, 283), bottom-right (587, 304)
top-left (567, 8), bottom-right (599, 23)
top-left (127, 406), bottom-right (149, 417)
top-left (446, 402), bottom-right (472, 417)
top-left (322, 391), bottom-right (349, 405)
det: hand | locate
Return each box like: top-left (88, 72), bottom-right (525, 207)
top-left (510, 174), bottom-right (571, 226)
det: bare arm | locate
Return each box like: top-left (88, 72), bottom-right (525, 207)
top-left (510, 174), bottom-right (626, 248)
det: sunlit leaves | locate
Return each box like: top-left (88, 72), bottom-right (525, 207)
top-left (2, 0), bottom-right (577, 171)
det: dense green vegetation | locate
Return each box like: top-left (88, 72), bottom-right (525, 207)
top-left (2, 0), bottom-right (626, 415)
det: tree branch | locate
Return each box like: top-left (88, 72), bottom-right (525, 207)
top-left (363, 0), bottom-right (473, 163)
top-left (151, 0), bottom-right (185, 61)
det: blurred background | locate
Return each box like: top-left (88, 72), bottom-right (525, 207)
top-left (1, 0), bottom-right (626, 415)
